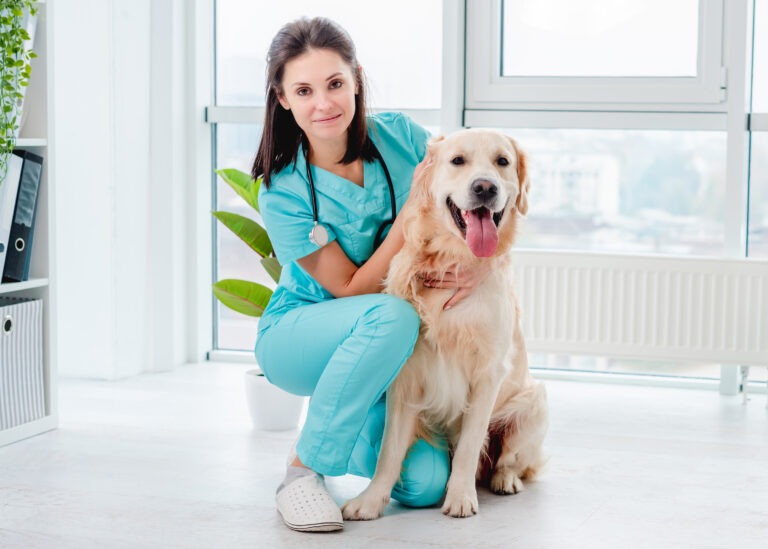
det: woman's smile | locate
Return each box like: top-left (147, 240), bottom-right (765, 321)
top-left (314, 113), bottom-right (343, 124)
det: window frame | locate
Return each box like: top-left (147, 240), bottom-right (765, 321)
top-left (203, 0), bottom-right (763, 395)
top-left (465, 0), bottom-right (727, 113)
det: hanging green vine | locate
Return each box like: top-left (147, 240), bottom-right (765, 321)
top-left (0, 0), bottom-right (38, 184)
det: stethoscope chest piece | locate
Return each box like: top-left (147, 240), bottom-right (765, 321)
top-left (304, 140), bottom-right (395, 250)
top-left (309, 222), bottom-right (329, 247)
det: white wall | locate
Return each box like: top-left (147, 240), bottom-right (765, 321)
top-left (52, 0), bottom-right (197, 378)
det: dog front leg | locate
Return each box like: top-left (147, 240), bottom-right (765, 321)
top-left (341, 390), bottom-right (419, 520)
top-left (442, 378), bottom-right (500, 518)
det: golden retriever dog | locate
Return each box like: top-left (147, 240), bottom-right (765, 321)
top-left (342, 129), bottom-right (548, 519)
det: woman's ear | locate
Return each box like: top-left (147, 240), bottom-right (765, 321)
top-left (276, 89), bottom-right (290, 110)
top-left (508, 136), bottom-right (530, 215)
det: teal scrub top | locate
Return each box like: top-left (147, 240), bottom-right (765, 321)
top-left (258, 112), bottom-right (430, 329)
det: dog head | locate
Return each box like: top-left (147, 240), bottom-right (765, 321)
top-left (411, 129), bottom-right (529, 258)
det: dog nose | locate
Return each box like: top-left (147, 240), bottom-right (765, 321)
top-left (471, 179), bottom-right (498, 202)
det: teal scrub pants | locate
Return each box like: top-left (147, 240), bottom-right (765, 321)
top-left (255, 294), bottom-right (449, 507)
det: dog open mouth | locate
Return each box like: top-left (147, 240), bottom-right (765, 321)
top-left (447, 197), bottom-right (504, 258)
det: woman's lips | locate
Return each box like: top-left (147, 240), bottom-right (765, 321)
top-left (314, 114), bottom-right (342, 124)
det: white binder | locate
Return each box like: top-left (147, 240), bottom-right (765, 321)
top-left (0, 297), bottom-right (44, 430)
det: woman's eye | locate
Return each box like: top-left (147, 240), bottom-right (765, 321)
top-left (329, 80), bottom-right (343, 89)
top-left (497, 157), bottom-right (509, 167)
top-left (296, 88), bottom-right (310, 97)
top-left (451, 156), bottom-right (465, 166)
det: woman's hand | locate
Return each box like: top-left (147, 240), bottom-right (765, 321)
top-left (419, 262), bottom-right (492, 310)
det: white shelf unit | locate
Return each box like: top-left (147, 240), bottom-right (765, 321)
top-left (0, 1), bottom-right (57, 448)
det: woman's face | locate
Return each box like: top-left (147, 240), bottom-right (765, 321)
top-left (277, 48), bottom-right (358, 151)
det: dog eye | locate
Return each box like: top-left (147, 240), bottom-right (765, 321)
top-left (497, 156), bottom-right (509, 167)
top-left (450, 156), bottom-right (465, 166)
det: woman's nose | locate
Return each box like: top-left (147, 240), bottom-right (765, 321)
top-left (314, 91), bottom-right (332, 109)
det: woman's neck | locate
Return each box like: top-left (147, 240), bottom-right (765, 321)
top-left (307, 136), bottom-right (363, 186)
top-left (307, 137), bottom-right (348, 171)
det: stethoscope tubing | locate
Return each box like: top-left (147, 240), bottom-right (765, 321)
top-left (305, 141), bottom-right (396, 249)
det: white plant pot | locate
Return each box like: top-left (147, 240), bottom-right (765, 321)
top-left (244, 368), bottom-right (305, 431)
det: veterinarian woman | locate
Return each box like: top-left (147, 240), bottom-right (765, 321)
top-left (252, 17), bottom-right (486, 533)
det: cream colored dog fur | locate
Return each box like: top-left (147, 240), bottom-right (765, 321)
top-left (342, 129), bottom-right (548, 519)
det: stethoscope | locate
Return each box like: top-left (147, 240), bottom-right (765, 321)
top-left (306, 142), bottom-right (397, 250)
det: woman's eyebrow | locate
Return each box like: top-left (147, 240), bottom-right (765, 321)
top-left (289, 72), bottom-right (344, 88)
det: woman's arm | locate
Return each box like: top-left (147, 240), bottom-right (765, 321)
top-left (296, 211), bottom-right (406, 297)
top-left (297, 154), bottom-right (431, 298)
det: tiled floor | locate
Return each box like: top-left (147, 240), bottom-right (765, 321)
top-left (0, 363), bottom-right (766, 548)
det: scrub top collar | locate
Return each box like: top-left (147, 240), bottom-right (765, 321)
top-left (292, 139), bottom-right (386, 201)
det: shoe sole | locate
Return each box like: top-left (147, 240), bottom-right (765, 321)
top-left (281, 516), bottom-right (343, 533)
top-left (276, 473), bottom-right (343, 533)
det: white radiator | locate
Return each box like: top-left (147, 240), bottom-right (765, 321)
top-left (512, 251), bottom-right (768, 367)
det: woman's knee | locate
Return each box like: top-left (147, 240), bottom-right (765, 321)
top-left (362, 295), bottom-right (420, 345)
top-left (392, 439), bottom-right (450, 508)
top-left (254, 326), bottom-right (310, 395)
top-left (254, 329), bottom-right (273, 381)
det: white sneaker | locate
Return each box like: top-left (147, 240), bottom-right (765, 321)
top-left (276, 474), bottom-right (343, 533)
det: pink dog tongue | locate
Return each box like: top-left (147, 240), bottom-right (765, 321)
top-left (465, 208), bottom-right (498, 257)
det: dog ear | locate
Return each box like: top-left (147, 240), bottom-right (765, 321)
top-left (508, 136), bottom-right (530, 215)
top-left (427, 135), bottom-right (446, 149)
top-left (409, 135), bottom-right (444, 203)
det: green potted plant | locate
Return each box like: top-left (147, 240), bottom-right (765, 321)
top-left (213, 168), bottom-right (304, 431)
top-left (212, 168), bottom-right (281, 316)
top-left (0, 0), bottom-right (38, 183)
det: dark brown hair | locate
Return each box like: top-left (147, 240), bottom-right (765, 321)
top-left (251, 17), bottom-right (374, 188)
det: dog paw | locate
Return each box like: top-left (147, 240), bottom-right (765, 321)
top-left (441, 489), bottom-right (478, 518)
top-left (341, 492), bottom-right (389, 521)
top-left (490, 470), bottom-right (525, 495)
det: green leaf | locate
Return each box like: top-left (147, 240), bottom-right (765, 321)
top-left (212, 279), bottom-right (273, 317)
top-left (212, 210), bottom-right (273, 258)
top-left (215, 168), bottom-right (261, 212)
top-left (261, 256), bottom-right (282, 284)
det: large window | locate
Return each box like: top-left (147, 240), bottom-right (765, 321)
top-left (752, 0), bottom-right (768, 112)
top-left (507, 128), bottom-right (727, 256)
top-left (467, 0), bottom-right (725, 109)
top-left (749, 134), bottom-right (768, 258)
top-left (215, 0), bottom-right (442, 109)
top-left (749, 1), bottom-right (768, 258)
top-left (461, 0), bottom-right (762, 383)
top-left (501, 0), bottom-right (699, 78)
top-left (208, 1), bottom-right (765, 390)
top-left (214, 124), bottom-right (263, 351)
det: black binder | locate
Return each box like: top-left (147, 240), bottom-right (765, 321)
top-left (2, 150), bottom-right (43, 283)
